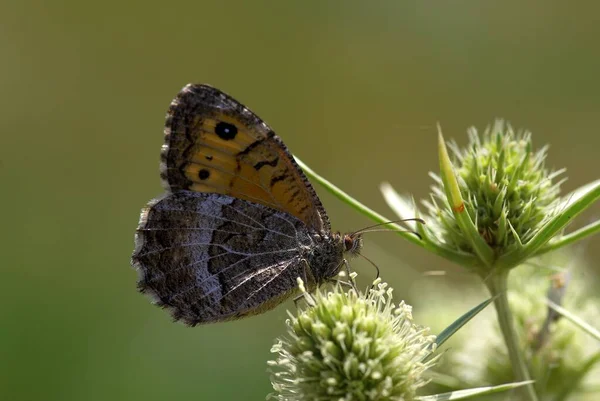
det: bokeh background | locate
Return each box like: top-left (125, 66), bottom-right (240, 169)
top-left (2, 1), bottom-right (599, 400)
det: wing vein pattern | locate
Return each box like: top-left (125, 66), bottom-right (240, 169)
top-left (132, 191), bottom-right (317, 325)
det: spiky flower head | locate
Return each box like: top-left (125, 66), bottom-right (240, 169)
top-left (268, 277), bottom-right (436, 401)
top-left (426, 120), bottom-right (564, 254)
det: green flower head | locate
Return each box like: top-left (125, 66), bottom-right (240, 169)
top-left (379, 120), bottom-right (600, 275)
top-left (429, 120), bottom-right (563, 253)
top-left (268, 277), bottom-right (436, 401)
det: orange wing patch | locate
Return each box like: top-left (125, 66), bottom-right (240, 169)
top-left (160, 84), bottom-right (327, 232)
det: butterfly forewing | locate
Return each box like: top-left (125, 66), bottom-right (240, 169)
top-left (161, 84), bottom-right (329, 232)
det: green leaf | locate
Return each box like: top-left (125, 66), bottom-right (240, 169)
top-left (423, 297), bottom-right (493, 362)
top-left (416, 381), bottom-right (534, 400)
top-left (499, 179), bottom-right (600, 268)
top-left (537, 218), bottom-right (600, 256)
top-left (434, 297), bottom-right (493, 348)
top-left (547, 300), bottom-right (600, 342)
top-left (437, 128), bottom-right (494, 267)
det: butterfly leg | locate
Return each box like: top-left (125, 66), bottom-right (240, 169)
top-left (328, 279), bottom-right (356, 290)
top-left (293, 293), bottom-right (307, 309)
top-left (293, 260), bottom-right (317, 309)
top-left (325, 260), bottom-right (358, 292)
top-left (343, 259), bottom-right (358, 292)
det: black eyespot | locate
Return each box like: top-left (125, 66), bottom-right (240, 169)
top-left (205, 155), bottom-right (213, 161)
top-left (215, 122), bottom-right (237, 140)
top-left (199, 169), bottom-right (210, 180)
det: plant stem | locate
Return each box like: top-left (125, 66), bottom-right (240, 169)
top-left (485, 270), bottom-right (539, 401)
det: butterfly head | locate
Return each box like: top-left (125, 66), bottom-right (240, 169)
top-left (342, 232), bottom-right (363, 256)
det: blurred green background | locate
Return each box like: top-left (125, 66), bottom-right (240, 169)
top-left (2, 1), bottom-right (599, 400)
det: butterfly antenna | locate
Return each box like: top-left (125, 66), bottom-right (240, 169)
top-left (351, 218), bottom-right (425, 236)
top-left (353, 228), bottom-right (423, 240)
top-left (357, 253), bottom-right (380, 283)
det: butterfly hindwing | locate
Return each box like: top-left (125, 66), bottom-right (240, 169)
top-left (132, 191), bottom-right (316, 325)
top-left (161, 84), bottom-right (329, 232)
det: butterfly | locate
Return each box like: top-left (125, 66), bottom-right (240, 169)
top-left (131, 84), bottom-right (363, 326)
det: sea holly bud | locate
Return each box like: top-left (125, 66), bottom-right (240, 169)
top-left (382, 120), bottom-right (600, 274)
top-left (439, 123), bottom-right (562, 251)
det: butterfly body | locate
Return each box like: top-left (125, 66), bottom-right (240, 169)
top-left (132, 84), bottom-right (361, 325)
